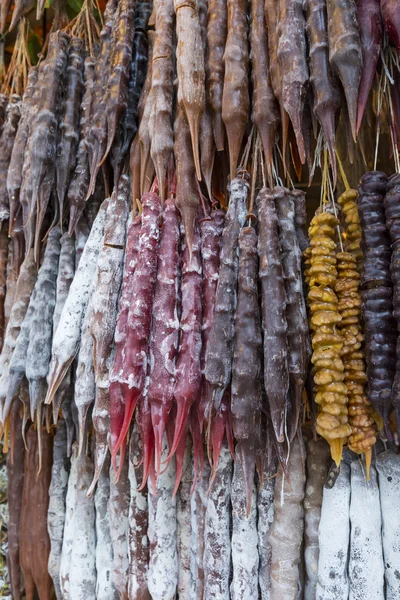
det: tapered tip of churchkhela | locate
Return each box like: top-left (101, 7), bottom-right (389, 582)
top-left (77, 404), bottom-right (91, 457)
top-left (280, 107), bottom-right (290, 174)
top-left (112, 385), bottom-right (140, 471)
top-left (226, 119), bottom-right (247, 183)
top-left (329, 437), bottom-right (345, 467)
top-left (140, 140), bottom-right (151, 196)
top-left (338, 65), bottom-right (359, 142)
top-left (286, 103), bottom-right (306, 166)
top-left (87, 438), bottom-right (108, 497)
top-left (29, 378), bottom-right (46, 424)
top-left (208, 389), bottom-right (234, 487)
top-left (86, 140), bottom-right (105, 203)
top-left (3, 372), bottom-right (24, 425)
top-left (172, 424), bottom-right (189, 497)
top-left (44, 355), bottom-right (74, 407)
top-left (167, 400), bottom-right (192, 463)
top-left (316, 107), bottom-right (337, 186)
top-left (153, 156), bottom-right (167, 203)
top-left (188, 114), bottom-right (202, 182)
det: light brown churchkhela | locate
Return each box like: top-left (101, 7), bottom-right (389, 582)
top-left (174, 0), bottom-right (204, 183)
top-left (250, 0), bottom-right (279, 176)
top-left (207, 0), bottom-right (227, 151)
top-left (222, 0), bottom-right (249, 182)
top-left (326, 0), bottom-right (362, 141)
top-left (277, 0), bottom-right (309, 165)
top-left (149, 0), bottom-right (175, 200)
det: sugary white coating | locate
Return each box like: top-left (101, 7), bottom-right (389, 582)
top-left (47, 420), bottom-right (69, 600)
top-left (230, 447), bottom-right (259, 600)
top-left (204, 442), bottom-right (233, 600)
top-left (376, 451), bottom-right (400, 600)
top-left (316, 463), bottom-right (350, 600)
top-left (148, 436), bottom-right (178, 600)
top-left (349, 461), bottom-right (384, 600)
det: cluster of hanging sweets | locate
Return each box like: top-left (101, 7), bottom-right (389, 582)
top-left (0, 0), bottom-right (400, 598)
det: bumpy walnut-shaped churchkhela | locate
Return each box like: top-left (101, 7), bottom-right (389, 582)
top-left (376, 451), bottom-right (400, 599)
top-left (189, 450), bottom-right (210, 598)
top-left (94, 453), bottom-right (116, 600)
top-left (355, 0), bottom-right (382, 132)
top-left (205, 176), bottom-right (248, 415)
top-left (147, 195), bottom-right (180, 474)
top-left (26, 227), bottom-right (61, 433)
top-left (51, 234), bottom-right (75, 424)
top-left (204, 442), bottom-right (232, 600)
top-left (109, 451), bottom-right (130, 599)
top-left (278, 0), bottom-right (309, 165)
top-left (307, 211), bottom-right (352, 464)
top-left (128, 425), bottom-right (150, 600)
top-left (231, 226), bottom-right (262, 515)
top-left (230, 445), bottom-right (259, 600)
top-left (20, 426), bottom-right (53, 600)
top-left (304, 0), bottom-right (340, 181)
top-left (349, 461), bottom-right (385, 599)
top-left (326, 0), bottom-right (362, 141)
top-left (147, 436), bottom-right (178, 600)
top-left (86, 0), bottom-right (118, 198)
top-left (275, 187), bottom-right (311, 437)
top-left (74, 293), bottom-right (95, 455)
top-left (113, 190), bottom-right (161, 462)
top-left (0, 227), bottom-right (8, 353)
top-left (174, 106), bottom-right (200, 254)
top-left (112, 0), bottom-right (152, 179)
top-left (3, 281), bottom-right (37, 424)
top-left (148, 0), bottom-right (175, 200)
top-left (0, 95), bottom-right (21, 223)
top-left (357, 172), bottom-right (396, 433)
top-left (0, 250), bottom-right (36, 417)
top-left (264, 0), bottom-right (282, 109)
top-left (29, 32), bottom-right (69, 259)
top-left (250, 0), bottom-right (279, 175)
top-left (335, 251), bottom-right (377, 472)
top-left (7, 67), bottom-right (38, 236)
top-left (257, 425), bottom-right (277, 600)
top-left (304, 438), bottom-right (331, 600)
top-left (68, 452), bottom-right (96, 600)
top-left (383, 175), bottom-right (400, 432)
top-left (67, 54), bottom-right (96, 236)
top-left (45, 201), bottom-right (107, 407)
top-left (47, 420), bottom-right (69, 600)
top-left (59, 443), bottom-right (78, 598)
top-left (381, 0), bottom-right (400, 56)
top-left (337, 189), bottom-right (363, 267)
top-left (175, 0), bottom-right (205, 183)
top-left (222, 0), bottom-right (249, 182)
top-left (198, 209), bottom-right (225, 433)
top-left (207, 0), bottom-right (227, 151)
top-left (257, 187), bottom-right (289, 444)
top-left (316, 462), bottom-right (351, 599)
top-left (56, 37), bottom-right (84, 223)
top-left (7, 400), bottom-right (25, 600)
top-left (170, 221), bottom-right (202, 463)
top-left (102, 0), bottom-right (136, 165)
top-left (269, 434), bottom-right (305, 600)
top-left (176, 440), bottom-right (192, 597)
top-left (89, 181), bottom-right (129, 491)
top-left (110, 214), bottom-right (141, 464)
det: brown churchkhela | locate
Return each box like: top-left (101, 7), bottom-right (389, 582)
top-left (250, 0), bottom-right (279, 176)
top-left (149, 0), bottom-right (175, 200)
top-left (207, 0), bottom-right (227, 151)
top-left (222, 0), bottom-right (249, 182)
top-left (257, 187), bottom-right (289, 444)
top-left (277, 0), bottom-right (309, 165)
top-left (20, 426), bottom-right (53, 600)
top-left (326, 0), bottom-right (362, 141)
top-left (175, 0), bottom-right (205, 182)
